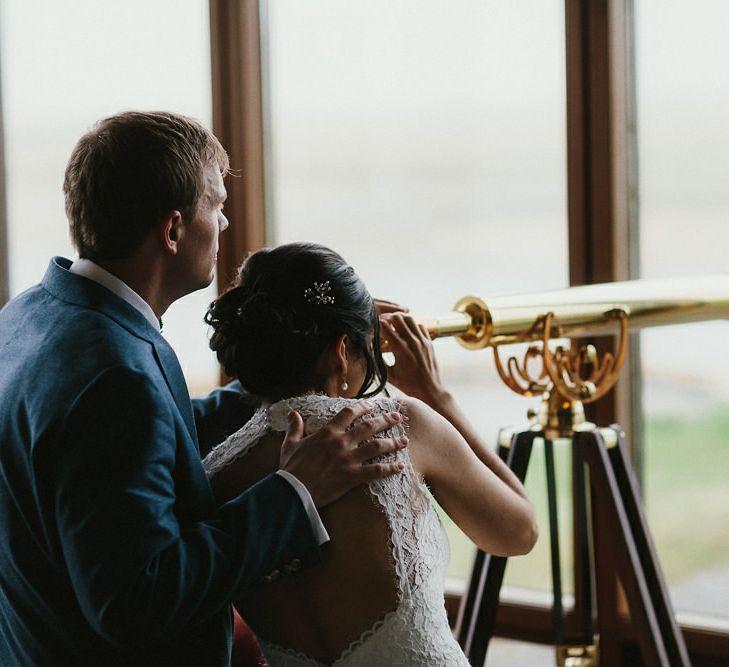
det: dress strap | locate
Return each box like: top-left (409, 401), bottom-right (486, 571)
top-left (202, 407), bottom-right (270, 478)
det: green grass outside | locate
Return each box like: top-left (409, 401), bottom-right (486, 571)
top-left (643, 406), bottom-right (729, 583)
top-left (439, 405), bottom-right (729, 596)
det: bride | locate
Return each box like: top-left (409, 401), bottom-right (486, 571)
top-left (202, 242), bottom-right (537, 666)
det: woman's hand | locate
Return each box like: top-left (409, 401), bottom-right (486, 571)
top-left (379, 313), bottom-right (449, 409)
top-left (383, 315), bottom-right (537, 555)
top-left (373, 298), bottom-right (408, 316)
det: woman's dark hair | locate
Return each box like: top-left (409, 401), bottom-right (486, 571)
top-left (205, 243), bottom-right (388, 402)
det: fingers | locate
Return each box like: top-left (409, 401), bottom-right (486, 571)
top-left (279, 411), bottom-right (305, 465)
top-left (409, 318), bottom-right (431, 342)
top-left (347, 411), bottom-right (402, 443)
top-left (281, 404), bottom-right (409, 508)
top-left (383, 313), bottom-right (417, 345)
top-left (326, 402), bottom-right (375, 432)
top-left (283, 410), bottom-right (304, 443)
top-left (355, 435), bottom-right (409, 462)
top-left (355, 460), bottom-right (406, 485)
top-left (380, 315), bottom-right (407, 354)
top-left (326, 403), bottom-right (405, 442)
top-left (381, 314), bottom-right (434, 366)
top-left (395, 313), bottom-right (428, 345)
top-left (378, 317), bottom-right (394, 351)
top-left (374, 298), bottom-right (409, 315)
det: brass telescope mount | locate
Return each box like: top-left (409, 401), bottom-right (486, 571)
top-left (491, 307), bottom-right (629, 440)
top-left (450, 295), bottom-right (630, 440)
top-left (450, 298), bottom-right (690, 667)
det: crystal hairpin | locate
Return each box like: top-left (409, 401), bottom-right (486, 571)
top-left (303, 280), bottom-right (335, 305)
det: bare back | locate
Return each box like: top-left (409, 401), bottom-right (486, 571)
top-left (203, 394), bottom-right (468, 666)
top-left (212, 430), bottom-right (398, 662)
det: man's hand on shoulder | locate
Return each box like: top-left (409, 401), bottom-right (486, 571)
top-left (279, 402), bottom-right (408, 508)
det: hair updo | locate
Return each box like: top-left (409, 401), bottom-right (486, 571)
top-left (205, 242), bottom-right (388, 403)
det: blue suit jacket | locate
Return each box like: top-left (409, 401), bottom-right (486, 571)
top-left (0, 258), bottom-right (320, 666)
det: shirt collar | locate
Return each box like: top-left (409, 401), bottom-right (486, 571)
top-left (69, 258), bottom-right (161, 331)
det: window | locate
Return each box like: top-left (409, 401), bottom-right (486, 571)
top-left (264, 0), bottom-right (568, 592)
top-left (636, 0), bottom-right (729, 627)
top-left (218, 0), bottom-right (727, 660)
top-left (0, 0), bottom-right (218, 394)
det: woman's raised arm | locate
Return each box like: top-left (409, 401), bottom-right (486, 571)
top-left (382, 313), bottom-right (538, 556)
top-left (406, 396), bottom-right (537, 556)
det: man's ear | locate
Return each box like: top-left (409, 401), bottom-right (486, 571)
top-left (160, 210), bottom-right (184, 255)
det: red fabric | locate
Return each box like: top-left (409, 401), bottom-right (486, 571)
top-left (232, 607), bottom-right (268, 667)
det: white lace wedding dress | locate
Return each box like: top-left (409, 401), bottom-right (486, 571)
top-left (203, 393), bottom-right (470, 666)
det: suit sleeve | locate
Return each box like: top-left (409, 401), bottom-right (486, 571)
top-left (192, 381), bottom-right (260, 457)
top-left (52, 367), bottom-right (320, 646)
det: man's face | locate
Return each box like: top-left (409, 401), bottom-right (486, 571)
top-left (178, 163), bottom-right (228, 292)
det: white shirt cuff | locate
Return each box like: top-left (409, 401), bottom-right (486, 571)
top-left (276, 470), bottom-right (330, 546)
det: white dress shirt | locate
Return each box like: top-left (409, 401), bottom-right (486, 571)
top-left (69, 258), bottom-right (329, 545)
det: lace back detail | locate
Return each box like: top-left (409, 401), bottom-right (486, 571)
top-left (202, 393), bottom-right (466, 667)
top-left (202, 407), bottom-right (270, 479)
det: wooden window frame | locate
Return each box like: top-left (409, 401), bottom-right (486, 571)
top-left (208, 0), bottom-right (729, 662)
top-left (209, 0), bottom-right (267, 292)
top-left (0, 46), bottom-right (9, 310)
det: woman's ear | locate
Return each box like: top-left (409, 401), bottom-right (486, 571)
top-left (334, 334), bottom-right (349, 377)
top-left (160, 210), bottom-right (183, 255)
top-left (315, 334), bottom-right (351, 397)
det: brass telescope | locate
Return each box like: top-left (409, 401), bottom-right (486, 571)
top-left (440, 276), bottom-right (729, 666)
top-left (418, 274), bottom-right (729, 349)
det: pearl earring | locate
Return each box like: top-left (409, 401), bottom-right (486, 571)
top-left (341, 380), bottom-right (349, 392)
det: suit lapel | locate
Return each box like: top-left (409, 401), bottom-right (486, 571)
top-left (152, 336), bottom-right (200, 451)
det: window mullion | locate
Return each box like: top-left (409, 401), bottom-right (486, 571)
top-left (564, 0), bottom-right (640, 650)
top-left (0, 46), bottom-right (9, 310)
top-left (209, 0), bottom-right (267, 293)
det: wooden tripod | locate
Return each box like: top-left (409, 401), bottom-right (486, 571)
top-left (455, 417), bottom-right (691, 666)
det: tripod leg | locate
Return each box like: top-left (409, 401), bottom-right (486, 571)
top-left (545, 437), bottom-right (565, 644)
top-left (458, 428), bottom-right (538, 666)
top-left (590, 452), bottom-right (626, 667)
top-left (577, 428), bottom-right (678, 667)
top-left (572, 440), bottom-right (595, 645)
top-left (456, 430), bottom-right (515, 650)
top-left (456, 430), bottom-right (513, 647)
top-left (605, 426), bottom-right (690, 666)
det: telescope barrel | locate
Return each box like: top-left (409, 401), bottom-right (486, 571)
top-left (416, 275), bottom-right (729, 349)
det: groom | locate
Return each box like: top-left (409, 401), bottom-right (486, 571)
top-left (0, 111), bottom-right (407, 666)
